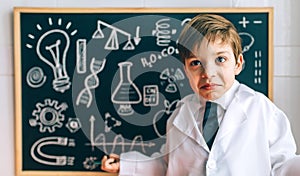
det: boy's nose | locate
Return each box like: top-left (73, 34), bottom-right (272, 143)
top-left (201, 64), bottom-right (216, 78)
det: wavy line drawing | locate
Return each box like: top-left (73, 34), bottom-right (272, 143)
top-left (88, 115), bottom-right (155, 154)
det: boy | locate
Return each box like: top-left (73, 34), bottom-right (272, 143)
top-left (101, 14), bottom-right (299, 175)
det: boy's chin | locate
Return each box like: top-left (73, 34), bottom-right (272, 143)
top-left (199, 91), bottom-right (222, 101)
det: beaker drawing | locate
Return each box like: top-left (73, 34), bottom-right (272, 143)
top-left (111, 61), bottom-right (142, 116)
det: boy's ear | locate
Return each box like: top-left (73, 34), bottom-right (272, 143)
top-left (234, 54), bottom-right (244, 75)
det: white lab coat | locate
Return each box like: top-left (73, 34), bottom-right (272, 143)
top-left (119, 83), bottom-right (298, 176)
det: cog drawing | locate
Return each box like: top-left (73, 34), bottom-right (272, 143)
top-left (83, 156), bottom-right (99, 170)
top-left (29, 99), bottom-right (68, 133)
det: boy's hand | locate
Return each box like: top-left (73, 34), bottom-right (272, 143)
top-left (101, 154), bottom-right (120, 173)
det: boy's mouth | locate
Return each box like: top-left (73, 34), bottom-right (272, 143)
top-left (200, 83), bottom-right (218, 90)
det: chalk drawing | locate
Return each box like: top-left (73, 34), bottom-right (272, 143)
top-left (104, 112), bottom-right (122, 133)
top-left (83, 156), bottom-right (99, 170)
top-left (26, 66), bottom-right (47, 88)
top-left (153, 99), bottom-right (179, 138)
top-left (239, 32), bottom-right (254, 53)
top-left (254, 50), bottom-right (263, 84)
top-left (65, 117), bottom-right (82, 133)
top-left (88, 115), bottom-right (155, 154)
top-left (92, 20), bottom-right (140, 50)
top-left (160, 68), bottom-right (185, 93)
top-left (30, 136), bottom-right (75, 166)
top-left (29, 99), bottom-right (68, 133)
top-left (152, 18), bottom-right (177, 47)
top-left (76, 58), bottom-right (106, 108)
top-left (143, 85), bottom-right (159, 106)
top-left (76, 39), bottom-right (87, 74)
top-left (111, 61), bottom-right (142, 116)
top-left (27, 17), bottom-right (77, 93)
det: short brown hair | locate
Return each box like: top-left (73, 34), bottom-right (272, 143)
top-left (177, 14), bottom-right (242, 64)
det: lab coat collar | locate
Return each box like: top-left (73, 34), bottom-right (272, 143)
top-left (215, 87), bottom-right (248, 141)
top-left (212, 80), bottom-right (240, 110)
top-left (172, 83), bottom-right (248, 149)
top-left (173, 95), bottom-right (207, 147)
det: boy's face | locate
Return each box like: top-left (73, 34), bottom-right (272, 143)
top-left (184, 38), bottom-right (243, 100)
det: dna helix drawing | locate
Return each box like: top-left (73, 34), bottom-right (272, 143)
top-left (76, 58), bottom-right (106, 108)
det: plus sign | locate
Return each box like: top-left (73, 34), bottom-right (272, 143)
top-left (239, 16), bottom-right (249, 28)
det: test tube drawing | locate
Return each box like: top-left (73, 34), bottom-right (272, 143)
top-left (76, 39), bottom-right (87, 74)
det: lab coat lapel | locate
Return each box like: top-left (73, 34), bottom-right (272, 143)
top-left (216, 96), bottom-right (247, 141)
top-left (172, 98), bottom-right (205, 146)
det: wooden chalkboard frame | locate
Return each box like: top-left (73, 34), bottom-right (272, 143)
top-left (14, 7), bottom-right (273, 176)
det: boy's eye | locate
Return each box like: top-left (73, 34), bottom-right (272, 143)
top-left (216, 56), bottom-right (226, 63)
top-left (190, 60), bottom-right (202, 66)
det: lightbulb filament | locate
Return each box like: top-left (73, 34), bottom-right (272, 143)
top-left (45, 40), bottom-right (61, 67)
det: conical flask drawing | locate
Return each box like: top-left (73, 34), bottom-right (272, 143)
top-left (111, 61), bottom-right (142, 116)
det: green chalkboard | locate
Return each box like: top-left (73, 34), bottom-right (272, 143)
top-left (14, 7), bottom-right (273, 176)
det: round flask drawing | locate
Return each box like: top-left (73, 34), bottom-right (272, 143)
top-left (111, 61), bottom-right (142, 116)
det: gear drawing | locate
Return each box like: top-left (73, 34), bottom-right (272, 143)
top-left (29, 99), bottom-right (68, 133)
top-left (83, 156), bottom-right (98, 170)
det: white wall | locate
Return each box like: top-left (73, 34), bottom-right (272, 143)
top-left (1, 0), bottom-right (299, 175)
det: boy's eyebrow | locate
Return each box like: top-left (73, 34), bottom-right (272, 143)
top-left (215, 50), bottom-right (231, 55)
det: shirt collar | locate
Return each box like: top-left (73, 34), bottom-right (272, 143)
top-left (211, 80), bottom-right (239, 110)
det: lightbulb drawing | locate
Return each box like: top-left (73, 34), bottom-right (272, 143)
top-left (26, 17), bottom-right (78, 93)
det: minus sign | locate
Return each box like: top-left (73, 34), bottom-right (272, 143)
top-left (253, 20), bottom-right (262, 24)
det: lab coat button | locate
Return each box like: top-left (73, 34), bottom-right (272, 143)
top-left (207, 160), bottom-right (216, 169)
